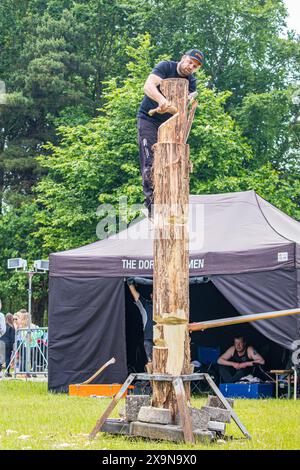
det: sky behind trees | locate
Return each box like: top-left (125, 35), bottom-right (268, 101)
top-left (285, 0), bottom-right (300, 33)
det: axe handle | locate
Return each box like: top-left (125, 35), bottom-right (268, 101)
top-left (80, 357), bottom-right (116, 385)
top-left (148, 105), bottom-right (178, 117)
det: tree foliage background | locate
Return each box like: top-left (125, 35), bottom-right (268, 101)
top-left (0, 0), bottom-right (299, 324)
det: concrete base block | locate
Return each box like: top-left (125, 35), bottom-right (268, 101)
top-left (194, 429), bottom-right (215, 443)
top-left (208, 420), bottom-right (226, 435)
top-left (101, 419), bottom-right (131, 435)
top-left (125, 395), bottom-right (151, 422)
top-left (130, 421), bottom-right (183, 442)
top-left (201, 406), bottom-right (231, 423)
top-left (175, 407), bottom-right (210, 431)
top-left (138, 406), bottom-right (172, 425)
top-left (207, 395), bottom-right (234, 409)
top-left (130, 421), bottom-right (214, 443)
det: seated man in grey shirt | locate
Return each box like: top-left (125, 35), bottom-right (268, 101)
top-left (127, 278), bottom-right (154, 362)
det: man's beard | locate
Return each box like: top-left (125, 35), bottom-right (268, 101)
top-left (177, 62), bottom-right (189, 77)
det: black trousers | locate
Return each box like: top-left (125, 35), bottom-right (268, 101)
top-left (0, 341), bottom-right (13, 373)
top-left (219, 365), bottom-right (255, 383)
top-left (137, 118), bottom-right (159, 209)
top-left (144, 339), bottom-right (153, 362)
top-left (5, 345), bottom-right (13, 373)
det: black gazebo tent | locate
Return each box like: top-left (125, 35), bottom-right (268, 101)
top-left (48, 190), bottom-right (300, 391)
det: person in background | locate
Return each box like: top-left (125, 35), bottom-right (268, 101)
top-left (0, 299), bottom-right (6, 337)
top-left (0, 313), bottom-right (15, 376)
top-left (127, 278), bottom-right (154, 363)
top-left (0, 300), bottom-right (6, 377)
top-left (137, 49), bottom-right (204, 216)
top-left (13, 312), bottom-right (21, 330)
top-left (217, 335), bottom-right (265, 383)
top-left (18, 311), bottom-right (39, 375)
top-left (11, 312), bottom-right (22, 374)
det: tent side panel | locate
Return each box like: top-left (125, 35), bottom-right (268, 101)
top-left (48, 277), bottom-right (127, 392)
top-left (297, 267), bottom-right (300, 338)
top-left (212, 269), bottom-right (299, 350)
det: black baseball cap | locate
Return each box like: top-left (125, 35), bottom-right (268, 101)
top-left (185, 49), bottom-right (204, 65)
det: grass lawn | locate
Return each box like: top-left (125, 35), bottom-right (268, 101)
top-left (0, 380), bottom-right (300, 450)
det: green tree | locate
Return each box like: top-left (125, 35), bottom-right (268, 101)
top-left (235, 88), bottom-right (300, 167)
top-left (126, 0), bottom-right (300, 102)
top-left (0, 0), bottom-right (131, 213)
top-left (34, 35), bottom-right (156, 252)
top-left (0, 201), bottom-right (49, 325)
top-left (34, 34), bottom-right (300, 260)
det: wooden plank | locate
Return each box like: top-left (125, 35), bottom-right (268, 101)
top-left (173, 377), bottom-right (194, 444)
top-left (89, 374), bottom-right (136, 440)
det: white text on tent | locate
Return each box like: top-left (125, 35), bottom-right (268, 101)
top-left (121, 258), bottom-right (205, 270)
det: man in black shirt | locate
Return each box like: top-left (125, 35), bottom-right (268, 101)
top-left (137, 49), bottom-right (204, 216)
top-left (217, 335), bottom-right (265, 383)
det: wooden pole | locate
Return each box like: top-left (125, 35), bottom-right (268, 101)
top-left (188, 307), bottom-right (300, 332)
top-left (152, 78), bottom-right (192, 419)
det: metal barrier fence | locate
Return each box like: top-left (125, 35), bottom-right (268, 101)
top-left (3, 327), bottom-right (48, 377)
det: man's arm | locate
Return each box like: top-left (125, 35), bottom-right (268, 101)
top-left (144, 74), bottom-right (171, 112)
top-left (217, 346), bottom-right (237, 367)
top-left (127, 281), bottom-right (140, 302)
top-left (247, 346), bottom-right (265, 365)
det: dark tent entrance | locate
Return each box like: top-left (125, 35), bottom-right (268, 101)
top-left (125, 280), bottom-right (288, 376)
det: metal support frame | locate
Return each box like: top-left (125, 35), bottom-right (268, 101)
top-left (89, 372), bottom-right (251, 441)
top-left (293, 367), bottom-right (298, 400)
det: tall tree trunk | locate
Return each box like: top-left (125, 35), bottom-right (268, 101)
top-left (152, 79), bottom-right (191, 420)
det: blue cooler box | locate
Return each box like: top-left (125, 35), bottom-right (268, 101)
top-left (219, 382), bottom-right (274, 399)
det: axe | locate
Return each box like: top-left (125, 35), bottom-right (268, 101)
top-left (79, 357), bottom-right (116, 385)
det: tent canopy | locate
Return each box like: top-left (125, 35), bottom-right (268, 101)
top-left (50, 190), bottom-right (299, 277)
